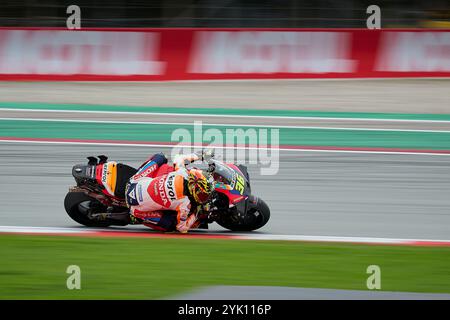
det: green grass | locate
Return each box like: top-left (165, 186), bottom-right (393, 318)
top-left (1, 234), bottom-right (450, 299)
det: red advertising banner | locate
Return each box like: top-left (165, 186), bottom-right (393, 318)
top-left (0, 28), bottom-right (449, 80)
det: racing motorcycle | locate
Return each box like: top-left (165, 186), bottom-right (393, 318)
top-left (64, 153), bottom-right (270, 232)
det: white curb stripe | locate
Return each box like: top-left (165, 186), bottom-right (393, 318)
top-left (2, 107), bottom-right (450, 124)
top-left (2, 139), bottom-right (450, 156)
top-left (0, 226), bottom-right (86, 234)
top-left (1, 225), bottom-right (450, 246)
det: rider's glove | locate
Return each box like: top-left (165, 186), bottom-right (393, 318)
top-left (193, 149), bottom-right (215, 161)
top-left (202, 149), bottom-right (215, 161)
top-left (173, 153), bottom-right (200, 170)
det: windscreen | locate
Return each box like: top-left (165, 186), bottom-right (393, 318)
top-left (209, 159), bottom-right (236, 185)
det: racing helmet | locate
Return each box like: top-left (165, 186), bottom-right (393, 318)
top-left (187, 169), bottom-right (214, 204)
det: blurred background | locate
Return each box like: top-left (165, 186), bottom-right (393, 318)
top-left (0, 0), bottom-right (450, 300)
top-left (0, 0), bottom-right (449, 28)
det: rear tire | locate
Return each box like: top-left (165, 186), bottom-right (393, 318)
top-left (64, 192), bottom-right (112, 227)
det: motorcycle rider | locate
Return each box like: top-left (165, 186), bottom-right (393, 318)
top-left (125, 151), bottom-right (214, 233)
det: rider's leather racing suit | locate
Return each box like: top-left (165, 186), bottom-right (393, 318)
top-left (125, 153), bottom-right (201, 233)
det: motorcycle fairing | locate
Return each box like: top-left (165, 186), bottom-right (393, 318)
top-left (95, 161), bottom-right (118, 197)
top-left (212, 162), bottom-right (250, 205)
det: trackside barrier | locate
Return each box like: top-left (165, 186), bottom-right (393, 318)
top-left (0, 28), bottom-right (449, 80)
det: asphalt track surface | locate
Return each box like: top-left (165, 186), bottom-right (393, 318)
top-left (174, 286), bottom-right (450, 300)
top-left (1, 142), bottom-right (450, 240)
top-left (1, 79), bottom-right (449, 114)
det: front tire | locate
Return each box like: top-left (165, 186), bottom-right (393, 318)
top-left (64, 192), bottom-right (112, 227)
top-left (216, 196), bottom-right (270, 232)
top-left (248, 197), bottom-right (271, 230)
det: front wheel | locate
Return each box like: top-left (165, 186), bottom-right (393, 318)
top-left (215, 196), bottom-right (270, 232)
top-left (64, 192), bottom-right (113, 227)
top-left (248, 196), bottom-right (271, 230)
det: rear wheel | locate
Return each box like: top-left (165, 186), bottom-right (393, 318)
top-left (64, 192), bottom-right (112, 227)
